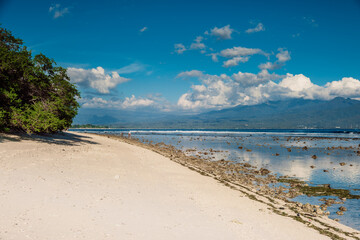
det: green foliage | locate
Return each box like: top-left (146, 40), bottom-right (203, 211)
top-left (0, 27), bottom-right (80, 133)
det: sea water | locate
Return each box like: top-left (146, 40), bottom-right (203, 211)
top-left (70, 129), bottom-right (360, 230)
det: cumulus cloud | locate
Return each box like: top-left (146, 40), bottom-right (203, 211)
top-left (220, 46), bottom-right (264, 58)
top-left (190, 36), bottom-right (206, 50)
top-left (178, 74), bottom-right (236, 110)
top-left (208, 53), bottom-right (219, 62)
top-left (207, 25), bottom-right (234, 40)
top-left (80, 95), bottom-right (155, 109)
top-left (80, 97), bottom-right (110, 108)
top-left (245, 23), bottom-right (265, 33)
top-left (279, 74), bottom-right (313, 92)
top-left (218, 46), bottom-right (265, 67)
top-left (259, 48), bottom-right (291, 70)
top-left (175, 37), bottom-right (206, 54)
top-left (177, 70), bottom-right (204, 78)
top-left (258, 62), bottom-right (281, 71)
top-left (122, 95), bottom-right (154, 108)
top-left (324, 77), bottom-right (360, 98)
top-left (177, 71), bottom-right (360, 110)
top-left (276, 48), bottom-right (291, 62)
top-left (223, 56), bottom-right (249, 67)
top-left (49, 4), bottom-right (69, 19)
top-left (67, 67), bottom-right (130, 94)
top-left (174, 43), bottom-right (186, 54)
top-left (232, 70), bottom-right (283, 87)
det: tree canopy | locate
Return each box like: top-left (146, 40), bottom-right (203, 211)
top-left (0, 27), bottom-right (80, 133)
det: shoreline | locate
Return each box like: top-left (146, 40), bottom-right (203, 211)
top-left (0, 131), bottom-right (359, 239)
top-left (99, 133), bottom-right (360, 239)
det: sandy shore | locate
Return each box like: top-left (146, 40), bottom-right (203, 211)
top-left (0, 132), bottom-right (357, 239)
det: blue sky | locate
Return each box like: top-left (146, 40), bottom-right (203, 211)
top-left (1, 0), bottom-right (360, 112)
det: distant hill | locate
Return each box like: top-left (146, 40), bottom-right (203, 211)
top-left (73, 97), bottom-right (360, 129)
top-left (187, 97), bottom-right (360, 129)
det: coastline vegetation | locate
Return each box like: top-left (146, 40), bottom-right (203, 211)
top-left (0, 27), bottom-right (79, 133)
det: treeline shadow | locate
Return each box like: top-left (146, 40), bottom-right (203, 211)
top-left (0, 131), bottom-right (98, 146)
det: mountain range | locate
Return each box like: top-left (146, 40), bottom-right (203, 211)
top-left (73, 97), bottom-right (360, 129)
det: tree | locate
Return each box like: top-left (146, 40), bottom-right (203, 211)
top-left (0, 27), bottom-right (80, 133)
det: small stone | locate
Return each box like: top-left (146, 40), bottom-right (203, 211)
top-left (334, 218), bottom-right (339, 222)
top-left (336, 211), bottom-right (344, 215)
top-left (302, 203), bottom-right (313, 213)
top-left (310, 165), bottom-right (315, 168)
top-left (312, 155), bottom-right (317, 159)
top-left (315, 206), bottom-right (323, 215)
top-left (260, 168), bottom-right (271, 175)
top-left (339, 206), bottom-right (347, 212)
top-left (243, 163), bottom-right (251, 168)
top-left (323, 169), bottom-right (329, 172)
top-left (339, 162), bottom-right (346, 166)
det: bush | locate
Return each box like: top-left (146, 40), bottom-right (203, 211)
top-left (0, 27), bottom-right (80, 133)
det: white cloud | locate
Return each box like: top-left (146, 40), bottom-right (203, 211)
top-left (220, 46), bottom-right (264, 58)
top-left (80, 95), bottom-right (155, 109)
top-left (140, 27), bottom-right (148, 32)
top-left (258, 62), bottom-right (281, 70)
top-left (246, 23), bottom-right (265, 33)
top-left (176, 71), bottom-right (360, 111)
top-left (174, 43), bottom-right (186, 54)
top-left (218, 46), bottom-right (265, 68)
top-left (67, 67), bottom-right (130, 94)
top-left (79, 94), bottom-right (171, 111)
top-left (178, 74), bottom-right (235, 110)
top-left (177, 70), bottom-right (204, 78)
top-left (80, 97), bottom-right (110, 108)
top-left (325, 77), bottom-right (360, 98)
top-left (190, 36), bottom-right (206, 50)
top-left (223, 56), bottom-right (249, 67)
top-left (232, 70), bottom-right (283, 87)
top-left (49, 4), bottom-right (69, 19)
top-left (208, 53), bottom-right (219, 62)
top-left (279, 74), bottom-right (313, 92)
top-left (208, 25), bottom-right (234, 40)
top-left (276, 48), bottom-right (291, 62)
top-left (259, 48), bottom-right (291, 70)
top-left (122, 95), bottom-right (154, 108)
top-left (190, 43), bottom-right (205, 50)
top-left (175, 37), bottom-right (206, 54)
top-left (117, 63), bottom-right (146, 74)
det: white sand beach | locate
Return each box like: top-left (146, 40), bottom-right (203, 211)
top-left (0, 132), bottom-right (356, 239)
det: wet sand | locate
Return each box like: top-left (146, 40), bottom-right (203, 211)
top-left (0, 132), bottom-right (358, 239)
